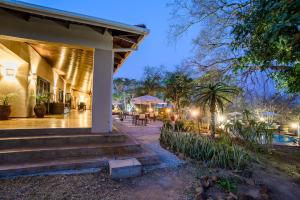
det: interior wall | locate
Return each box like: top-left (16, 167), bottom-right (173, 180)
top-left (0, 38), bottom-right (94, 117)
top-left (0, 39), bottom-right (63, 117)
top-left (0, 43), bottom-right (28, 117)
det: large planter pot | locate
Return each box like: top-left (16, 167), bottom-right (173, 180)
top-left (34, 104), bottom-right (46, 118)
top-left (50, 102), bottom-right (64, 114)
top-left (0, 105), bottom-right (11, 120)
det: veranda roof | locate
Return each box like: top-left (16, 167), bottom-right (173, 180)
top-left (132, 95), bottom-right (164, 105)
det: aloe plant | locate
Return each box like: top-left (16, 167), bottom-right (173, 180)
top-left (160, 127), bottom-right (250, 170)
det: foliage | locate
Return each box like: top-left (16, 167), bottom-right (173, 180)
top-left (225, 118), bottom-right (274, 152)
top-left (162, 120), bottom-right (173, 130)
top-left (194, 82), bottom-right (239, 138)
top-left (217, 177), bottom-right (238, 193)
top-left (138, 66), bottom-right (164, 97)
top-left (0, 93), bottom-right (16, 106)
top-left (35, 94), bottom-right (49, 105)
top-left (232, 0), bottom-right (300, 93)
top-left (164, 70), bottom-right (193, 113)
top-left (113, 77), bottom-right (139, 110)
top-left (160, 127), bottom-right (250, 170)
top-left (168, 0), bottom-right (300, 93)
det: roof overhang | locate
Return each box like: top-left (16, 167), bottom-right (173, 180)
top-left (0, 0), bottom-right (149, 72)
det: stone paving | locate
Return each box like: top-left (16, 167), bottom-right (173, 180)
top-left (113, 115), bottom-right (184, 170)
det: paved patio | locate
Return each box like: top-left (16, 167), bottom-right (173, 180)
top-left (113, 116), bottom-right (184, 170)
top-left (0, 110), bottom-right (91, 130)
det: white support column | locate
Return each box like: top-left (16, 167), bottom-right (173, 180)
top-left (91, 49), bottom-right (113, 133)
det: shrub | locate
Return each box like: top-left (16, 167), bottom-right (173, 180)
top-left (224, 119), bottom-right (274, 151)
top-left (160, 128), bottom-right (250, 170)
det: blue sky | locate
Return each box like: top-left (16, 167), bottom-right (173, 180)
top-left (20, 0), bottom-right (195, 79)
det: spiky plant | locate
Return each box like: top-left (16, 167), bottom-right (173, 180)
top-left (194, 82), bottom-right (239, 138)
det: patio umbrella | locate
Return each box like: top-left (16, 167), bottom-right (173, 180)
top-left (132, 95), bottom-right (164, 104)
top-left (132, 95), bottom-right (164, 112)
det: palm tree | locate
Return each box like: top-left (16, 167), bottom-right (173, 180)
top-left (194, 82), bottom-right (239, 138)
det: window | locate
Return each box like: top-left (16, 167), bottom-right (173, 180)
top-left (37, 76), bottom-right (50, 96)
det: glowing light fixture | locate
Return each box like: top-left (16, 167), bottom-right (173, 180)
top-left (1, 63), bottom-right (18, 79)
top-left (259, 117), bottom-right (265, 122)
top-left (166, 108), bottom-right (171, 113)
top-left (218, 115), bottom-right (226, 123)
top-left (191, 109), bottom-right (199, 117)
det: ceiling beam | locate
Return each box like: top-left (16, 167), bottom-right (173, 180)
top-left (113, 48), bottom-right (137, 52)
top-left (114, 53), bottom-right (124, 60)
top-left (3, 8), bottom-right (30, 21)
top-left (114, 36), bottom-right (137, 44)
top-left (54, 19), bottom-right (70, 29)
top-left (89, 26), bottom-right (106, 35)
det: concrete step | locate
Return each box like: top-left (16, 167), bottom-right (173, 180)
top-left (0, 142), bottom-right (142, 164)
top-left (0, 134), bottom-right (127, 149)
top-left (0, 128), bottom-right (93, 138)
top-left (0, 151), bottom-right (160, 178)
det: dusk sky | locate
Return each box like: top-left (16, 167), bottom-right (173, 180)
top-left (21, 0), bottom-right (197, 79)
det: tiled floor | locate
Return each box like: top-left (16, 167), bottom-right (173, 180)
top-left (0, 110), bottom-right (91, 129)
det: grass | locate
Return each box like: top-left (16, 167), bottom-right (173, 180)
top-left (217, 177), bottom-right (238, 193)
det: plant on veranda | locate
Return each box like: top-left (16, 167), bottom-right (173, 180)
top-left (193, 82), bottom-right (239, 138)
top-left (0, 93), bottom-right (16, 106)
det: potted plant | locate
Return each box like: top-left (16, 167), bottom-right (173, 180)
top-left (0, 93), bottom-right (14, 120)
top-left (34, 94), bottom-right (48, 118)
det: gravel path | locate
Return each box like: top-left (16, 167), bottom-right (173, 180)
top-left (0, 164), bottom-right (196, 200)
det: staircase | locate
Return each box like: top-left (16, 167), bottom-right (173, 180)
top-left (0, 129), bottom-right (159, 178)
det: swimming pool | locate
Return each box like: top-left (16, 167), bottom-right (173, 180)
top-left (273, 134), bottom-right (298, 144)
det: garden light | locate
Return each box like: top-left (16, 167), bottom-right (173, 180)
top-left (291, 123), bottom-right (298, 129)
top-left (218, 115), bottom-right (226, 123)
top-left (191, 109), bottom-right (199, 117)
top-left (259, 117), bottom-right (265, 122)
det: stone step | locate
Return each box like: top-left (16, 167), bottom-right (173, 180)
top-left (0, 142), bottom-right (142, 164)
top-left (0, 152), bottom-right (160, 178)
top-left (0, 134), bottom-right (127, 149)
top-left (109, 158), bottom-right (142, 179)
top-left (0, 128), bottom-right (94, 138)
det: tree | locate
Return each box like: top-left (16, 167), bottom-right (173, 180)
top-left (232, 0), bottom-right (300, 93)
top-left (168, 0), bottom-right (300, 93)
top-left (138, 66), bottom-right (164, 96)
top-left (194, 82), bottom-right (239, 138)
top-left (113, 78), bottom-right (138, 110)
top-left (164, 69), bottom-right (193, 114)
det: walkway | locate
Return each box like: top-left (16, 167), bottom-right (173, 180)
top-left (113, 115), bottom-right (184, 169)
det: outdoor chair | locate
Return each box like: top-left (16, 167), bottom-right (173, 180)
top-left (138, 114), bottom-right (147, 126)
top-left (149, 112), bottom-right (155, 121)
top-left (132, 113), bottom-right (138, 125)
top-left (78, 102), bottom-right (86, 111)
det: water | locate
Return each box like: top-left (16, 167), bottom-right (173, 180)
top-left (273, 133), bottom-right (297, 144)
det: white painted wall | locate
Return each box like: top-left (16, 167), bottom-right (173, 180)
top-left (92, 49), bottom-right (113, 133)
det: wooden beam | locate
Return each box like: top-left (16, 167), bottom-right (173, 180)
top-left (113, 48), bottom-right (137, 52)
top-left (89, 26), bottom-right (106, 35)
top-left (114, 53), bottom-right (123, 60)
top-left (54, 19), bottom-right (70, 29)
top-left (114, 36), bottom-right (138, 44)
top-left (3, 8), bottom-right (31, 21)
